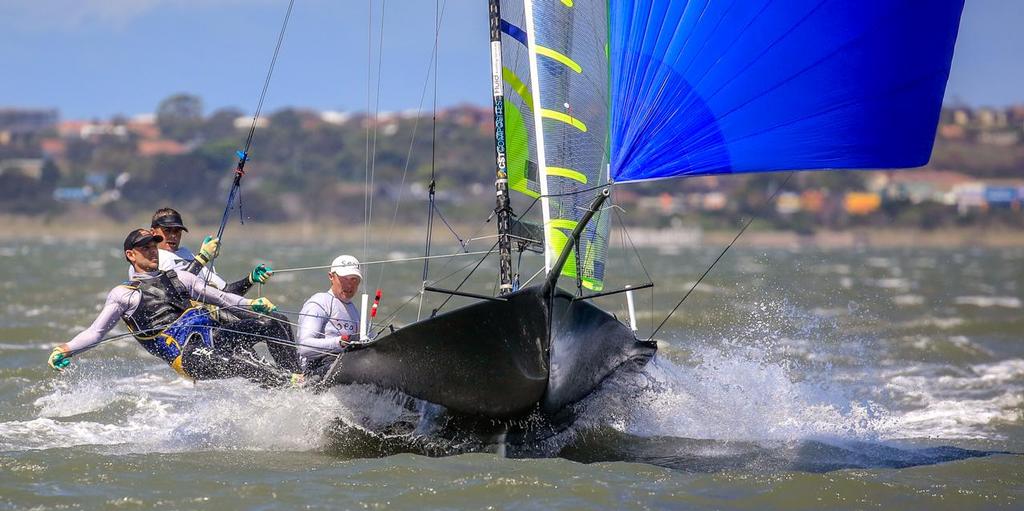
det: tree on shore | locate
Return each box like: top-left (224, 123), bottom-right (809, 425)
top-left (156, 94), bottom-right (203, 143)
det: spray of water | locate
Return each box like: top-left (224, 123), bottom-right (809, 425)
top-left (3, 294), bottom-right (1018, 456)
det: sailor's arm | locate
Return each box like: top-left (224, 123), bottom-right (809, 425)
top-left (176, 270), bottom-right (251, 309)
top-left (49, 287), bottom-right (134, 370)
top-left (295, 301), bottom-right (338, 359)
top-left (222, 277), bottom-right (254, 296)
top-left (171, 248), bottom-right (228, 290)
top-left (191, 264), bottom-right (228, 290)
top-left (222, 264), bottom-right (272, 296)
top-left (181, 259), bottom-right (228, 289)
top-left (183, 259), bottom-right (204, 276)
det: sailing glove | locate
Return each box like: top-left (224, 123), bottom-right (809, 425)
top-left (47, 346), bottom-right (70, 371)
top-left (250, 297), bottom-right (277, 314)
top-left (248, 264), bottom-right (273, 284)
top-left (194, 236), bottom-right (221, 266)
top-left (339, 334), bottom-right (359, 349)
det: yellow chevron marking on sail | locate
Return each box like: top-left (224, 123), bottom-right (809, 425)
top-left (502, 67), bottom-right (534, 111)
top-left (536, 46), bottom-right (582, 73)
top-left (541, 109), bottom-right (588, 132)
top-left (504, 68), bottom-right (586, 132)
top-left (561, 0), bottom-right (573, 7)
top-left (546, 167), bottom-right (587, 184)
top-left (547, 219), bottom-right (581, 279)
top-left (550, 219), bottom-right (577, 231)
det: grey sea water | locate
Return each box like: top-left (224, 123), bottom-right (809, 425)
top-left (1, 236), bottom-right (1022, 509)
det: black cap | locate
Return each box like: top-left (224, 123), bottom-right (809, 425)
top-left (151, 209), bottom-right (189, 231)
top-left (123, 228), bottom-right (164, 252)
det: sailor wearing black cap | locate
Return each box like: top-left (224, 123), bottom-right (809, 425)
top-left (146, 207), bottom-right (299, 372)
top-left (136, 207), bottom-right (273, 296)
top-left (47, 229), bottom-right (301, 385)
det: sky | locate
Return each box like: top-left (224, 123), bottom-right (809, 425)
top-left (1, 0), bottom-right (1021, 120)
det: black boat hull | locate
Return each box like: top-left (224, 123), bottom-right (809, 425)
top-left (321, 284), bottom-right (656, 419)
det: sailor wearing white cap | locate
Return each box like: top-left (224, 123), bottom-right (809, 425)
top-left (295, 255), bottom-right (363, 372)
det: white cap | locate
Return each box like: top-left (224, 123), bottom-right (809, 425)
top-left (330, 255), bottom-right (362, 279)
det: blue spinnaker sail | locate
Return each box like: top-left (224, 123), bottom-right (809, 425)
top-left (609, 0), bottom-right (965, 183)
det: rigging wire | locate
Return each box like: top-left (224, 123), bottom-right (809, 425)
top-left (362, 0), bottom-right (374, 265)
top-left (610, 193), bottom-right (655, 325)
top-left (364, 0), bottom-right (389, 269)
top-left (214, 0), bottom-right (296, 244)
top-left (646, 171), bottom-right (795, 342)
top-left (433, 241), bottom-right (499, 314)
top-left (374, 0), bottom-right (450, 289)
top-left (611, 198), bottom-right (653, 285)
top-left (368, 242), bottom-right (498, 329)
top-left (422, 0), bottom-right (442, 283)
top-left (201, 0), bottom-right (296, 296)
top-left (431, 204), bottom-right (467, 250)
top-left (514, 182), bottom-right (608, 223)
top-left (519, 265), bottom-right (546, 288)
top-left (270, 249), bottom-right (493, 274)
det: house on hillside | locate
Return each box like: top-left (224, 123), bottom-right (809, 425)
top-left (0, 108), bottom-right (58, 144)
top-left (869, 170), bottom-right (973, 205)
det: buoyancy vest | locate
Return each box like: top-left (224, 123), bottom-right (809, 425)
top-left (120, 270), bottom-right (215, 375)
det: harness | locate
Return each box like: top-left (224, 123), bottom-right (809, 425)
top-left (121, 271), bottom-right (217, 376)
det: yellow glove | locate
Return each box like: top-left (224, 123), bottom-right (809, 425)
top-left (48, 346), bottom-right (71, 371)
top-left (250, 297), bottom-right (277, 314)
top-left (194, 235), bottom-right (221, 266)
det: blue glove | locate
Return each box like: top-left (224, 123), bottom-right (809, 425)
top-left (48, 346), bottom-right (70, 371)
top-left (248, 264), bottom-right (273, 284)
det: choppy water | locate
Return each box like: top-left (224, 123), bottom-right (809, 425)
top-left (1, 237), bottom-right (1022, 509)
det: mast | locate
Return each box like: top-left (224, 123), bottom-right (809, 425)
top-left (488, 0), bottom-right (515, 295)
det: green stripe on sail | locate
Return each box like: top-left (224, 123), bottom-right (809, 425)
top-left (580, 240), bottom-right (604, 291)
top-left (502, 66), bottom-right (533, 111)
top-left (545, 221), bottom-right (604, 290)
top-left (505, 100), bottom-right (539, 199)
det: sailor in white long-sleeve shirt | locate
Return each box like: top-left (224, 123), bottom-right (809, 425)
top-left (135, 207), bottom-right (299, 372)
top-left (129, 207), bottom-right (273, 295)
top-left (296, 255), bottom-right (362, 373)
top-left (47, 229), bottom-right (298, 385)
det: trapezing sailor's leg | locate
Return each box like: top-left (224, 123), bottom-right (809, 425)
top-left (184, 342), bottom-right (298, 388)
top-left (183, 326), bottom-right (302, 387)
top-left (216, 308), bottom-right (301, 373)
top-left (262, 311), bottom-right (301, 373)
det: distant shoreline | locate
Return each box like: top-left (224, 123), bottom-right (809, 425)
top-left (4, 215), bottom-right (1023, 249)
